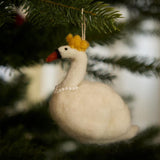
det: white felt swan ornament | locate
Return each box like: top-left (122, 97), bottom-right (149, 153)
top-left (46, 34), bottom-right (139, 144)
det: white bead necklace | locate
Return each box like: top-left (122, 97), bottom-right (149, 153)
top-left (54, 85), bottom-right (79, 94)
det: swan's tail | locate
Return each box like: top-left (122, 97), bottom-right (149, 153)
top-left (103, 125), bottom-right (139, 144)
top-left (117, 125), bottom-right (139, 140)
top-left (87, 125), bottom-right (139, 144)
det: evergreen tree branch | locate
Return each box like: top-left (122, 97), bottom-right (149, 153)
top-left (91, 55), bottom-right (160, 77)
top-left (87, 24), bottom-right (124, 44)
top-left (0, 1), bottom-right (16, 27)
top-left (0, 0), bottom-right (121, 33)
top-left (87, 69), bottom-right (116, 82)
top-left (0, 126), bottom-right (45, 160)
top-left (132, 127), bottom-right (160, 146)
top-left (0, 74), bottom-right (28, 107)
top-left (62, 127), bottom-right (160, 160)
top-left (41, 0), bottom-right (96, 16)
top-left (103, 0), bottom-right (160, 21)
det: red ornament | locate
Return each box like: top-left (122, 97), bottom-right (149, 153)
top-left (15, 14), bottom-right (25, 26)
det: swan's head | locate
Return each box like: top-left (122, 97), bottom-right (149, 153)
top-left (46, 34), bottom-right (89, 62)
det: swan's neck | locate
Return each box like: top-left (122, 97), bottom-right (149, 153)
top-left (60, 54), bottom-right (87, 87)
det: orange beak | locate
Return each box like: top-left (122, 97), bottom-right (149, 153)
top-left (46, 49), bottom-right (61, 62)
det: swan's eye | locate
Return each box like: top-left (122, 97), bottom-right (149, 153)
top-left (65, 48), bottom-right (68, 50)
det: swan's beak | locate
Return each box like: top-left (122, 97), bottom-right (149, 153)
top-left (46, 49), bottom-right (61, 62)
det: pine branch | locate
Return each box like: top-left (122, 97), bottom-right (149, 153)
top-left (0, 74), bottom-right (28, 107)
top-left (0, 1), bottom-right (16, 27)
top-left (23, 0), bottom-right (121, 33)
top-left (131, 28), bottom-right (160, 37)
top-left (0, 126), bottom-right (45, 160)
top-left (87, 69), bottom-right (116, 82)
top-left (91, 56), bottom-right (160, 77)
top-left (41, 0), bottom-right (96, 16)
top-left (105, 0), bottom-right (160, 21)
top-left (87, 24), bottom-right (124, 44)
top-left (0, 0), bottom-right (123, 68)
top-left (62, 127), bottom-right (160, 160)
top-left (131, 127), bottom-right (160, 145)
top-left (0, 0), bottom-right (28, 27)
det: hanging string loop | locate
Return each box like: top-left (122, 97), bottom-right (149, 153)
top-left (81, 8), bottom-right (86, 40)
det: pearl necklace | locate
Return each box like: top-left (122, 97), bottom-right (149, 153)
top-left (54, 85), bottom-right (79, 94)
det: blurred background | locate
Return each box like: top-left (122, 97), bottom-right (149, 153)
top-left (1, 0), bottom-right (160, 160)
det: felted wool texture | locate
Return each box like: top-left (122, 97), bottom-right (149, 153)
top-left (66, 34), bottom-right (89, 51)
top-left (49, 45), bottom-right (139, 144)
top-left (57, 45), bottom-right (87, 88)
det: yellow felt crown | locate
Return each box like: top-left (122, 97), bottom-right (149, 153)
top-left (66, 34), bottom-right (89, 51)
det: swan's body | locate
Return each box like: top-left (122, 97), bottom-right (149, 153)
top-left (50, 80), bottom-right (138, 144)
top-left (47, 35), bottom-right (139, 144)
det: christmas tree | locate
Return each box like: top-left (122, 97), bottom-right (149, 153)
top-left (1, 0), bottom-right (160, 159)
